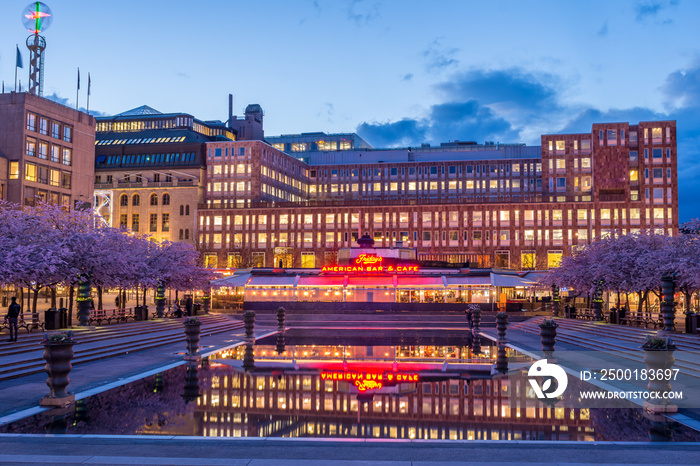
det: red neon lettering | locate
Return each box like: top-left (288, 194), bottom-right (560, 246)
top-left (355, 254), bottom-right (383, 265)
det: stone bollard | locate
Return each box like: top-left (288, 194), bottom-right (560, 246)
top-left (183, 317), bottom-right (201, 361)
top-left (155, 281), bottom-right (166, 318)
top-left (244, 310), bottom-right (256, 344)
top-left (539, 319), bottom-right (558, 360)
top-left (661, 273), bottom-right (676, 332)
top-left (276, 306), bottom-right (286, 330)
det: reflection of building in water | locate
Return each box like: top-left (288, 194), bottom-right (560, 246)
top-left (193, 362), bottom-right (594, 441)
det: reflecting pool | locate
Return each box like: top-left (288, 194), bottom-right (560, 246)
top-left (2, 331), bottom-right (698, 442)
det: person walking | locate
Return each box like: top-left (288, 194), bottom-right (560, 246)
top-left (185, 295), bottom-right (194, 317)
top-left (6, 297), bottom-right (20, 342)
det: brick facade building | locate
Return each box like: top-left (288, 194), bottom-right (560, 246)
top-left (197, 121), bottom-right (678, 270)
top-left (0, 92), bottom-right (95, 207)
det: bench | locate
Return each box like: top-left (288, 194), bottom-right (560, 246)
top-left (2, 313), bottom-right (44, 333)
top-left (88, 308), bottom-right (136, 325)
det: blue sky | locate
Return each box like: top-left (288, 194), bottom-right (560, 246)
top-left (1, 0), bottom-right (699, 220)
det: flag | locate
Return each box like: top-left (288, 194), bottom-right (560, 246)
top-left (16, 46), bottom-right (23, 69)
top-left (88, 73), bottom-right (91, 96)
top-left (77, 68), bottom-right (80, 90)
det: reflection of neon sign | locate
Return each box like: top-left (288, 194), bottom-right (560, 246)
top-left (356, 380), bottom-right (382, 392)
top-left (321, 371), bottom-right (419, 392)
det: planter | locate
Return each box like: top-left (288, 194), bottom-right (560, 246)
top-left (40, 342), bottom-right (75, 406)
top-left (183, 322), bottom-right (201, 360)
top-left (643, 349), bottom-right (677, 413)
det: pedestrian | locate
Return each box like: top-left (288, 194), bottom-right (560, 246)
top-left (185, 295), bottom-right (194, 317)
top-left (6, 296), bottom-right (20, 342)
top-left (115, 295), bottom-right (121, 309)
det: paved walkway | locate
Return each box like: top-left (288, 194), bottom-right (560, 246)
top-left (1, 435), bottom-right (699, 465)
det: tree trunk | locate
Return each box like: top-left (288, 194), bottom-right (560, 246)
top-left (50, 287), bottom-right (57, 308)
top-left (636, 291), bottom-right (646, 317)
top-left (68, 286), bottom-right (74, 327)
top-left (122, 289), bottom-right (127, 308)
top-left (97, 286), bottom-right (103, 310)
top-left (135, 287), bottom-right (139, 306)
top-left (32, 287), bottom-right (39, 313)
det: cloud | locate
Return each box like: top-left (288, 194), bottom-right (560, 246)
top-left (346, 0), bottom-right (379, 25)
top-left (423, 39), bottom-right (459, 73)
top-left (318, 102), bottom-right (334, 123)
top-left (402, 73), bottom-right (413, 82)
top-left (436, 68), bottom-right (560, 113)
top-left (44, 92), bottom-right (108, 117)
top-left (634, 0), bottom-right (679, 23)
top-left (175, 72), bottom-right (190, 79)
top-left (356, 118), bottom-right (427, 147)
top-left (354, 61), bottom-right (700, 221)
top-left (597, 21), bottom-right (609, 36)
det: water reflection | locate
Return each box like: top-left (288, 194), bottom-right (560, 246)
top-left (1, 340), bottom-right (698, 442)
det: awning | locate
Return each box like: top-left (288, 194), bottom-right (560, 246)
top-left (297, 276), bottom-right (346, 287)
top-left (445, 276), bottom-right (491, 286)
top-left (490, 273), bottom-right (537, 288)
top-left (248, 275), bottom-right (298, 287)
top-left (396, 276), bottom-right (445, 288)
top-left (346, 276), bottom-right (395, 288)
top-left (210, 273), bottom-right (251, 288)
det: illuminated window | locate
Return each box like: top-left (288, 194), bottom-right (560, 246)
top-left (24, 163), bottom-right (36, 181)
top-left (50, 169), bottom-right (60, 187)
top-left (552, 210), bottom-right (562, 221)
top-left (9, 161), bottom-right (19, 179)
top-left (556, 159), bottom-right (565, 170)
top-left (600, 209), bottom-right (611, 220)
top-left (132, 214), bottom-right (140, 232)
top-left (291, 143), bottom-right (308, 152)
top-left (26, 137), bottom-right (36, 156)
top-left (500, 211), bottom-right (510, 222)
top-left (301, 252), bottom-right (315, 268)
top-left (547, 251), bottom-right (563, 269)
top-left (555, 140), bottom-right (565, 152)
top-left (652, 127), bottom-right (662, 144)
top-left (162, 213), bottom-right (169, 232)
top-left (607, 129), bottom-right (617, 146)
top-left (577, 209), bottom-right (587, 220)
top-left (521, 252), bottom-right (535, 270)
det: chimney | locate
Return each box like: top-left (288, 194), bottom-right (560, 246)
top-left (228, 94), bottom-right (233, 129)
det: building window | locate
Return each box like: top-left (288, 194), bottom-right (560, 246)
top-left (150, 213), bottom-right (158, 232)
top-left (162, 193), bottom-right (170, 205)
top-left (186, 205), bottom-right (190, 215)
top-left (120, 194), bottom-right (128, 206)
top-left (26, 137), bottom-right (36, 156)
top-left (51, 122), bottom-right (60, 139)
top-left (62, 148), bottom-right (71, 166)
top-left (132, 194), bottom-right (140, 206)
top-left (179, 229), bottom-right (184, 240)
top-left (521, 251), bottom-right (535, 270)
top-left (547, 251), bottom-right (563, 269)
top-left (150, 193), bottom-right (158, 206)
top-left (27, 112), bottom-right (36, 131)
top-left (301, 252), bottom-right (315, 268)
top-left (61, 172), bottom-right (71, 189)
top-left (9, 161), bottom-right (19, 179)
top-left (50, 145), bottom-right (60, 163)
top-left (119, 214), bottom-right (127, 228)
top-left (25, 163), bottom-right (36, 182)
top-left (38, 142), bottom-right (48, 159)
top-left (185, 229), bottom-right (189, 239)
top-left (204, 254), bottom-right (218, 268)
top-left (132, 214), bottom-right (140, 232)
top-left (63, 126), bottom-right (72, 142)
top-left (39, 118), bottom-right (48, 135)
top-left (50, 169), bottom-right (60, 187)
top-left (180, 205), bottom-right (184, 216)
top-left (162, 213), bottom-right (169, 232)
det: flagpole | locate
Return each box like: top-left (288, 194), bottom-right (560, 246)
top-left (14, 44), bottom-right (18, 92)
top-left (86, 72), bottom-right (91, 114)
top-left (76, 68), bottom-right (80, 110)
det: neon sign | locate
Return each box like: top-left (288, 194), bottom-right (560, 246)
top-left (321, 371), bottom-right (419, 392)
top-left (356, 254), bottom-right (383, 265)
